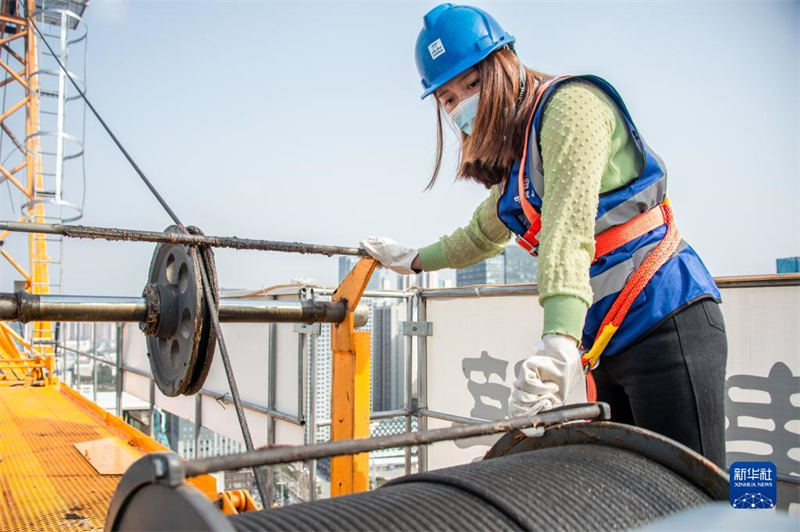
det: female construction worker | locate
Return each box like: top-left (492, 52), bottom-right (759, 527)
top-left (361, 3), bottom-right (728, 467)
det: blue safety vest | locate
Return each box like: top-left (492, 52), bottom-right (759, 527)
top-left (497, 75), bottom-right (720, 357)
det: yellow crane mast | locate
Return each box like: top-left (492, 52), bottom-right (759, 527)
top-left (0, 0), bottom-right (82, 381)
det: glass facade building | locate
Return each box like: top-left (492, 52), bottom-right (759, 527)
top-left (455, 246), bottom-right (538, 286)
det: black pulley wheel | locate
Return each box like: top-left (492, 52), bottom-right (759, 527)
top-left (142, 225), bottom-right (217, 397)
top-left (183, 226), bottom-right (218, 395)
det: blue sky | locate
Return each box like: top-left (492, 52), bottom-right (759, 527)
top-left (2, 0), bottom-right (798, 295)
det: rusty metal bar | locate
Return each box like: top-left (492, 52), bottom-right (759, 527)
top-left (0, 292), bottom-right (369, 326)
top-left (0, 216), bottom-right (25, 241)
top-left (0, 220), bottom-right (370, 257)
top-left (184, 403), bottom-right (609, 477)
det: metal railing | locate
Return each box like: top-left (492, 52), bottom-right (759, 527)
top-left (44, 273), bottom-right (800, 506)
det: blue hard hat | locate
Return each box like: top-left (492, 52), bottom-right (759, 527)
top-left (415, 3), bottom-right (515, 99)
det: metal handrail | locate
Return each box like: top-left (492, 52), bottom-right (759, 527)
top-left (183, 403), bottom-right (609, 477)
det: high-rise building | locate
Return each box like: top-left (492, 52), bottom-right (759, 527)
top-left (371, 303), bottom-right (404, 412)
top-left (455, 245), bottom-right (538, 286)
top-left (313, 323), bottom-right (332, 444)
top-left (456, 254), bottom-right (505, 286)
top-left (503, 245), bottom-right (538, 284)
top-left (339, 256), bottom-right (383, 290)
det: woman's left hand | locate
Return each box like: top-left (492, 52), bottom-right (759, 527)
top-left (509, 334), bottom-right (584, 417)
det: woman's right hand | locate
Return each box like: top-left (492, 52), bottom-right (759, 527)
top-left (360, 236), bottom-right (419, 275)
top-left (508, 334), bottom-right (583, 417)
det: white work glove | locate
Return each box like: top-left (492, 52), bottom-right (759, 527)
top-left (509, 334), bottom-right (584, 417)
top-left (360, 236), bottom-right (418, 275)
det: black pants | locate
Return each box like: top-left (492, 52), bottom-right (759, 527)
top-left (592, 297), bottom-right (728, 467)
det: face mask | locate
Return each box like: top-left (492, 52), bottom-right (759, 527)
top-left (448, 93), bottom-right (479, 136)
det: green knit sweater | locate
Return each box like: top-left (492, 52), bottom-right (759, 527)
top-left (418, 80), bottom-right (643, 341)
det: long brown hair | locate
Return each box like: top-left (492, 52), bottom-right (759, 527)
top-left (427, 47), bottom-right (549, 190)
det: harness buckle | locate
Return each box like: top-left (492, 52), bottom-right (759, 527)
top-left (516, 236), bottom-right (538, 256)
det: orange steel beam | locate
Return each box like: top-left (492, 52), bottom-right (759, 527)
top-left (0, 322), bottom-right (40, 354)
top-left (0, 12), bottom-right (25, 26)
top-left (0, 67), bottom-right (25, 90)
top-left (0, 355), bottom-right (51, 385)
top-left (9, 159), bottom-right (26, 175)
top-left (0, 360), bottom-right (42, 366)
top-left (1, 94), bottom-right (26, 120)
top-left (0, 95), bottom-right (26, 122)
top-left (2, 41), bottom-right (25, 66)
top-left (0, 327), bottom-right (25, 380)
top-left (0, 56), bottom-right (26, 88)
top-left (330, 257), bottom-right (377, 496)
top-left (1, 248), bottom-right (31, 281)
top-left (0, 30), bottom-right (26, 49)
top-left (0, 162), bottom-right (30, 197)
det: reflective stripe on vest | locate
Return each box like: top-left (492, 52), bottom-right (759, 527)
top-left (591, 239), bottom-right (687, 304)
top-left (496, 75), bottom-right (720, 360)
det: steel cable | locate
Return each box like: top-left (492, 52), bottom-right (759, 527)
top-left (29, 17), bottom-right (182, 226)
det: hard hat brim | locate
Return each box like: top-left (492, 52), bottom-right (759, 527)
top-left (419, 37), bottom-right (514, 100)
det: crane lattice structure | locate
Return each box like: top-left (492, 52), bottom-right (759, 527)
top-left (0, 0), bottom-right (86, 382)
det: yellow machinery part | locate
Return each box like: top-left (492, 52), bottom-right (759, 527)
top-left (330, 258), bottom-right (377, 496)
top-left (0, 383), bottom-right (217, 531)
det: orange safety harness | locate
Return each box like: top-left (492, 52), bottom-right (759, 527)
top-left (517, 77), bottom-right (683, 400)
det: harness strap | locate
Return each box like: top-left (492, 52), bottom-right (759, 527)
top-left (593, 204), bottom-right (666, 262)
top-left (517, 76), bottom-right (570, 226)
top-left (581, 197), bottom-right (681, 370)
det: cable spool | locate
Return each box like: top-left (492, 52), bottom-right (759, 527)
top-left (105, 421), bottom-right (729, 531)
top-left (140, 225), bottom-right (219, 397)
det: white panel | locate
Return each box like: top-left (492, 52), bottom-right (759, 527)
top-left (274, 419), bottom-right (305, 447)
top-left (154, 388), bottom-right (195, 423)
top-left (201, 323), bottom-right (270, 406)
top-left (200, 394), bottom-right (270, 447)
top-left (274, 322), bottom-right (300, 417)
top-left (719, 285), bottom-right (800, 474)
top-left (424, 295), bottom-right (587, 470)
top-left (122, 371), bottom-right (150, 403)
top-left (720, 286), bottom-right (800, 378)
top-left (423, 285), bottom-right (800, 472)
top-left (122, 323), bottom-right (149, 372)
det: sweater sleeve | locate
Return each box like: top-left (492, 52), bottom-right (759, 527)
top-left (417, 184), bottom-right (511, 271)
top-left (538, 81), bottom-right (615, 341)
